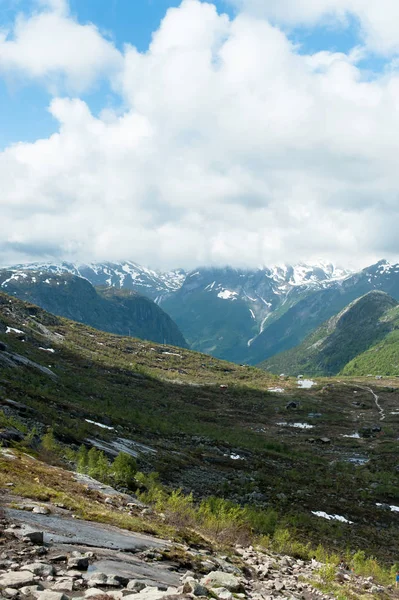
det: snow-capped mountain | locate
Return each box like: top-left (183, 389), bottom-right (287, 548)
top-left (0, 268), bottom-right (187, 348)
top-left (9, 258), bottom-right (399, 366)
top-left (9, 261), bottom-right (186, 301)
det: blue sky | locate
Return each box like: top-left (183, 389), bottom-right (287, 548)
top-left (0, 0), bottom-right (380, 150)
top-left (0, 0), bottom-right (233, 149)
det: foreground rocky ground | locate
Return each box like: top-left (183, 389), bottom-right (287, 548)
top-left (0, 501), bottom-right (397, 600)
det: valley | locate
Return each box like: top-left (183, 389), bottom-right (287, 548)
top-left (1, 292), bottom-right (399, 572)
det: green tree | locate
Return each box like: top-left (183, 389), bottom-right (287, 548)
top-left (76, 445), bottom-right (89, 473)
top-left (112, 452), bottom-right (137, 487)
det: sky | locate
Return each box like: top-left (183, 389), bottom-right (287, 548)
top-left (1, 0), bottom-right (399, 270)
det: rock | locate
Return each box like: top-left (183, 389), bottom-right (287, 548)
top-left (20, 585), bottom-right (44, 595)
top-left (3, 588), bottom-right (19, 598)
top-left (52, 578), bottom-right (75, 592)
top-left (48, 556), bottom-right (68, 564)
top-left (85, 588), bottom-right (110, 598)
top-left (87, 574), bottom-right (107, 587)
top-left (106, 575), bottom-right (129, 588)
top-left (182, 578), bottom-right (208, 596)
top-left (32, 507), bottom-right (50, 515)
top-left (274, 581), bottom-right (285, 592)
top-left (209, 587), bottom-right (232, 600)
top-left (201, 572), bottom-right (242, 592)
top-left (35, 592), bottom-right (70, 600)
top-left (21, 531), bottom-right (44, 545)
top-left (0, 570), bottom-right (36, 588)
top-left (67, 557), bottom-right (89, 571)
top-left (286, 402), bottom-right (298, 410)
top-left (126, 581), bottom-right (146, 593)
top-left (21, 562), bottom-right (55, 577)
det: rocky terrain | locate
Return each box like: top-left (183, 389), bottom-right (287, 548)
top-left (1, 490), bottom-right (396, 600)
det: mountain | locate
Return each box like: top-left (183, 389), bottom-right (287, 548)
top-left (160, 263), bottom-right (351, 362)
top-left (248, 259), bottom-right (399, 365)
top-left (261, 291), bottom-right (399, 376)
top-left (10, 261), bottom-right (186, 301)
top-left (9, 258), bottom-right (399, 366)
top-left (0, 269), bottom-right (187, 348)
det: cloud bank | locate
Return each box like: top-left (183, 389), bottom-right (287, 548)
top-left (1, 0), bottom-right (399, 269)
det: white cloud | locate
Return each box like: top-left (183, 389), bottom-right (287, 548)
top-left (0, 0), bottom-right (121, 92)
top-left (228, 0), bottom-right (399, 56)
top-left (1, 0), bottom-right (399, 269)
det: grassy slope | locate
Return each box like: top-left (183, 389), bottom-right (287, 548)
top-left (260, 291), bottom-right (399, 376)
top-left (1, 293), bottom-right (399, 563)
top-left (0, 270), bottom-right (187, 348)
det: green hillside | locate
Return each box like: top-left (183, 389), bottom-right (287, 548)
top-left (343, 327), bottom-right (399, 376)
top-left (2, 292), bottom-right (399, 562)
top-left (260, 291), bottom-right (399, 376)
top-left (0, 270), bottom-right (187, 348)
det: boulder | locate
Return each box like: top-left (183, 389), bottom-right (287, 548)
top-left (35, 592), bottom-right (70, 600)
top-left (19, 530), bottom-right (44, 545)
top-left (67, 557), bottom-right (89, 571)
top-left (52, 578), bottom-right (75, 592)
top-left (201, 572), bottom-right (242, 592)
top-left (2, 588), bottom-right (19, 598)
top-left (182, 578), bottom-right (208, 597)
top-left (20, 585), bottom-right (44, 596)
top-left (32, 506), bottom-right (51, 515)
top-left (126, 580), bottom-right (146, 593)
top-left (21, 562), bottom-right (55, 577)
top-left (209, 588), bottom-right (232, 600)
top-left (0, 571), bottom-right (36, 588)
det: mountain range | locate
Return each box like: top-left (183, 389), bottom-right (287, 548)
top-left (5, 258), bottom-right (399, 367)
top-left (261, 290), bottom-right (399, 376)
top-left (0, 269), bottom-right (187, 348)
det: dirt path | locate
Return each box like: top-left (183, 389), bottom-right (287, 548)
top-left (364, 386), bottom-right (385, 421)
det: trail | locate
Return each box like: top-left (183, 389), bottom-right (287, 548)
top-left (342, 382), bottom-right (385, 421)
top-left (364, 386), bottom-right (385, 421)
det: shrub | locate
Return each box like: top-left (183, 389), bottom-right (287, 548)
top-left (112, 452), bottom-right (137, 488)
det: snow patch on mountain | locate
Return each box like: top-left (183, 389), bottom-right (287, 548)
top-left (217, 290), bottom-right (238, 300)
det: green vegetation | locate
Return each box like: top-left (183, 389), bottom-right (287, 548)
top-left (0, 270), bottom-right (187, 348)
top-left (1, 292), bottom-right (399, 567)
top-left (261, 291), bottom-right (399, 376)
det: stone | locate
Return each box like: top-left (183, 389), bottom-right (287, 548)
top-left (52, 578), bottom-right (75, 592)
top-left (85, 587), bottom-right (110, 598)
top-left (20, 531), bottom-right (44, 545)
top-left (48, 556), bottom-right (68, 564)
top-left (3, 588), bottom-right (19, 598)
top-left (67, 557), bottom-right (89, 571)
top-left (20, 584), bottom-right (44, 595)
top-left (209, 587), bottom-right (232, 600)
top-left (106, 576), bottom-right (129, 588)
top-left (87, 574), bottom-right (107, 587)
top-left (32, 507), bottom-right (50, 516)
top-left (0, 571), bottom-right (36, 588)
top-left (274, 581), bottom-right (285, 592)
top-left (201, 572), bottom-right (242, 592)
top-left (35, 592), bottom-right (70, 600)
top-left (182, 578), bottom-right (208, 597)
top-left (21, 562), bottom-right (55, 577)
top-left (126, 581), bottom-right (146, 593)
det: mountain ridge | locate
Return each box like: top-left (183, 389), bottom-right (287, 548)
top-left (260, 290), bottom-right (399, 376)
top-left (0, 269), bottom-right (188, 348)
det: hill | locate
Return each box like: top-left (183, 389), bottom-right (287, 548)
top-left (0, 270), bottom-right (187, 348)
top-left (260, 291), bottom-right (399, 376)
top-left (1, 292), bottom-right (399, 563)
